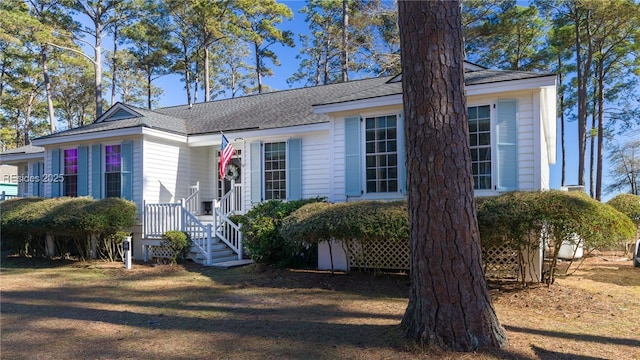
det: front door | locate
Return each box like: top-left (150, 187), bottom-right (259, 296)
top-left (217, 150), bottom-right (242, 213)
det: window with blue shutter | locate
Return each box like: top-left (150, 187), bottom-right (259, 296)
top-left (344, 116), bottom-right (362, 197)
top-left (496, 100), bottom-right (518, 191)
top-left (31, 162), bottom-right (41, 196)
top-left (121, 141), bottom-right (133, 200)
top-left (51, 149), bottom-right (61, 197)
top-left (250, 141), bottom-right (262, 203)
top-left (287, 138), bottom-right (302, 200)
top-left (91, 144), bottom-right (102, 199)
top-left (77, 146), bottom-right (89, 196)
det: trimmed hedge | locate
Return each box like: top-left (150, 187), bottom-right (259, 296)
top-left (607, 193), bottom-right (640, 228)
top-left (237, 198), bottom-right (325, 268)
top-left (477, 190), bottom-right (636, 284)
top-left (1, 197), bottom-right (137, 258)
top-left (280, 200), bottom-right (408, 245)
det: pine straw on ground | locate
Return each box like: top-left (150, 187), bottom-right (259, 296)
top-left (1, 252), bottom-right (638, 360)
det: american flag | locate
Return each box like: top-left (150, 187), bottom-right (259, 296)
top-left (219, 133), bottom-right (236, 180)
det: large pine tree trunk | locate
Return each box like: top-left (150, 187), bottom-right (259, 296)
top-left (397, 0), bottom-right (507, 351)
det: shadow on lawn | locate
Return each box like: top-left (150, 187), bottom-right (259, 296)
top-left (1, 289), bottom-right (407, 358)
top-left (505, 325), bottom-right (640, 348)
top-left (1, 255), bottom-right (76, 269)
top-left (188, 262), bottom-right (413, 299)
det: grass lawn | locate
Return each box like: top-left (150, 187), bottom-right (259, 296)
top-left (1, 253), bottom-right (639, 360)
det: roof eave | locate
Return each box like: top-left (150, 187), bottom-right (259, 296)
top-left (32, 127), bottom-right (145, 146)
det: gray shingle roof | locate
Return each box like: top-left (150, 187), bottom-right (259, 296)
top-left (156, 76), bottom-right (393, 135)
top-left (30, 68), bottom-right (555, 142)
top-left (36, 105), bottom-right (187, 140)
top-left (1, 144), bottom-right (44, 155)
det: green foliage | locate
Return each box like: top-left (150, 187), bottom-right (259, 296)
top-left (1, 197), bottom-right (137, 258)
top-left (607, 193), bottom-right (640, 228)
top-left (237, 198), bottom-right (325, 268)
top-left (476, 191), bottom-right (545, 250)
top-left (281, 200), bottom-right (409, 245)
top-left (477, 190), bottom-right (637, 284)
top-left (161, 230), bottom-right (191, 265)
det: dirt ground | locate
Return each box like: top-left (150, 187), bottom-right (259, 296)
top-left (1, 252), bottom-right (639, 360)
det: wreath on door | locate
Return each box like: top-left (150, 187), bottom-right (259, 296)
top-left (225, 163), bottom-right (240, 181)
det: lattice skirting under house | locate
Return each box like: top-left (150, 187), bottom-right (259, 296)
top-left (482, 244), bottom-right (520, 279)
top-left (147, 245), bottom-right (174, 260)
top-left (345, 240), bottom-right (410, 270)
top-left (342, 240), bottom-right (523, 280)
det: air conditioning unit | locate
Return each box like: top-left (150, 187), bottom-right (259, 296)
top-left (561, 185), bottom-right (585, 192)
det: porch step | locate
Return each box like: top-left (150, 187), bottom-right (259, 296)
top-left (188, 241), bottom-right (239, 265)
top-left (210, 259), bottom-right (254, 269)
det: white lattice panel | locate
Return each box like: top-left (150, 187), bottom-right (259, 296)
top-left (482, 244), bottom-right (520, 279)
top-left (345, 240), bottom-right (409, 270)
top-left (148, 245), bottom-right (174, 259)
top-left (342, 240), bottom-right (521, 280)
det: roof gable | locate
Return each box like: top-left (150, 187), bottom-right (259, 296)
top-left (97, 103), bottom-right (142, 122)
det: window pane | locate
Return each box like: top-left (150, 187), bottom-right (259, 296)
top-left (468, 105), bottom-right (492, 190)
top-left (63, 149), bottom-right (78, 196)
top-left (478, 133), bottom-right (490, 146)
top-left (365, 114), bottom-right (399, 193)
top-left (105, 172), bottom-right (121, 198)
top-left (264, 142), bottom-right (286, 200)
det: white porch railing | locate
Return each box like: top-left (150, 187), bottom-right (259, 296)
top-left (182, 182), bottom-right (200, 215)
top-left (143, 202), bottom-right (182, 238)
top-left (214, 181), bottom-right (243, 259)
top-left (143, 182), bottom-right (243, 265)
top-left (183, 210), bottom-right (213, 265)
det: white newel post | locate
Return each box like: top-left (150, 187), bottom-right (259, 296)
top-left (206, 224), bottom-right (212, 265)
top-left (123, 236), bottom-right (132, 269)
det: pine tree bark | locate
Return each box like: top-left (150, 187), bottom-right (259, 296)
top-left (397, 0), bottom-right (508, 351)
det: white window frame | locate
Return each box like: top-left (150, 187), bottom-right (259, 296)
top-left (467, 101), bottom-right (499, 197)
top-left (62, 146), bottom-right (78, 197)
top-left (360, 112), bottom-right (404, 200)
top-left (263, 141), bottom-right (288, 201)
top-left (103, 142), bottom-right (122, 198)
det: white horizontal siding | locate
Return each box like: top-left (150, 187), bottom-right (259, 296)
top-left (143, 137), bottom-right (189, 205)
top-left (301, 132), bottom-right (330, 199)
top-left (190, 146), bottom-right (215, 201)
top-left (515, 94), bottom-right (536, 190)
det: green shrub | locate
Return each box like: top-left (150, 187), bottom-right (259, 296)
top-left (281, 200), bottom-right (409, 245)
top-left (280, 200), bottom-right (409, 271)
top-left (477, 191), bottom-right (636, 285)
top-left (1, 197), bottom-right (137, 259)
top-left (607, 194), bottom-right (640, 228)
top-left (237, 198), bottom-right (325, 268)
top-left (161, 230), bottom-right (191, 264)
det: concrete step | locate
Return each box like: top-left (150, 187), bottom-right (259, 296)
top-left (189, 254), bottom-right (240, 265)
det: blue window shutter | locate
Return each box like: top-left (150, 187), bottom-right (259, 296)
top-left (250, 141), bottom-right (262, 203)
top-left (77, 146), bottom-right (89, 196)
top-left (287, 138), bottom-right (302, 201)
top-left (91, 144), bottom-right (102, 199)
top-left (31, 162), bottom-right (40, 196)
top-left (51, 148), bottom-right (61, 197)
top-left (496, 100), bottom-right (518, 191)
top-left (344, 116), bottom-right (362, 197)
top-left (121, 141), bottom-right (133, 200)
top-left (397, 113), bottom-right (406, 194)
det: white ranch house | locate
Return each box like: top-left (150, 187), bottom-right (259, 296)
top-left (0, 62), bottom-right (557, 279)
